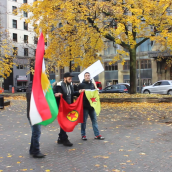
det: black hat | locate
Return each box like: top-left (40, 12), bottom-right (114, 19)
top-left (64, 72), bottom-right (74, 78)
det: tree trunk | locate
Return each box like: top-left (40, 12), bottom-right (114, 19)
top-left (129, 48), bottom-right (137, 94)
top-left (69, 61), bottom-right (72, 72)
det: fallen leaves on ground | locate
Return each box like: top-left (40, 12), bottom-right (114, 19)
top-left (99, 93), bottom-right (172, 99)
top-left (101, 102), bottom-right (172, 123)
top-left (4, 96), bottom-right (26, 100)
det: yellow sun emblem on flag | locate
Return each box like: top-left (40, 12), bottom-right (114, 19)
top-left (67, 110), bottom-right (79, 122)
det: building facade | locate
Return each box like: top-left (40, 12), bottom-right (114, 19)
top-left (56, 39), bottom-right (158, 92)
top-left (0, 0), bottom-right (37, 91)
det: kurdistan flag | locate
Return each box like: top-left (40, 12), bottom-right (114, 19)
top-left (29, 33), bottom-right (58, 126)
top-left (85, 90), bottom-right (101, 116)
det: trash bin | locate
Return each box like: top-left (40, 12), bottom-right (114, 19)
top-left (0, 96), bottom-right (4, 109)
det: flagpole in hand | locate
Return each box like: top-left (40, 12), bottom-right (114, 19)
top-left (92, 78), bottom-right (98, 90)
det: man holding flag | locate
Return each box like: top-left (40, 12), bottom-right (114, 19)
top-left (54, 72), bottom-right (84, 146)
top-left (78, 72), bottom-right (105, 140)
top-left (28, 33), bottom-right (58, 158)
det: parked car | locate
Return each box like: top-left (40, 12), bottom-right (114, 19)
top-left (17, 87), bottom-right (26, 92)
top-left (99, 84), bottom-right (128, 93)
top-left (141, 80), bottom-right (172, 95)
top-left (118, 83), bottom-right (130, 93)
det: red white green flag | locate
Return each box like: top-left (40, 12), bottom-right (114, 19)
top-left (58, 93), bottom-right (84, 132)
top-left (29, 33), bottom-right (58, 126)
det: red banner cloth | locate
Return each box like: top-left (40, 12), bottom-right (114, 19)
top-left (58, 92), bottom-right (84, 132)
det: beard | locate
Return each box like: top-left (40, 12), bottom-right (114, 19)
top-left (66, 80), bottom-right (71, 85)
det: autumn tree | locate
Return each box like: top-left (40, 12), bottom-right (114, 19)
top-left (20, 0), bottom-right (172, 93)
top-left (0, 16), bottom-right (15, 78)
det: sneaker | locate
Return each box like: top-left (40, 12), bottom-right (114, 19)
top-left (62, 139), bottom-right (73, 147)
top-left (33, 153), bottom-right (46, 158)
top-left (82, 136), bottom-right (87, 140)
top-left (94, 135), bottom-right (105, 140)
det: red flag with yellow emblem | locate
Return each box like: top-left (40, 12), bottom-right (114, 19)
top-left (58, 92), bottom-right (84, 132)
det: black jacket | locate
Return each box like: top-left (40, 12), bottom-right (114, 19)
top-left (54, 81), bottom-right (79, 106)
top-left (78, 80), bottom-right (95, 109)
top-left (26, 81), bottom-right (32, 119)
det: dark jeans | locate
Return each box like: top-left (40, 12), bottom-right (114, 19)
top-left (28, 119), bottom-right (41, 155)
top-left (81, 108), bottom-right (100, 137)
top-left (58, 128), bottom-right (68, 141)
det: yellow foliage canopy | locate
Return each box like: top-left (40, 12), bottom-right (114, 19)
top-left (0, 32), bottom-right (15, 78)
top-left (19, 0), bottom-right (172, 69)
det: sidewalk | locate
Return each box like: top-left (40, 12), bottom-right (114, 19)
top-left (0, 100), bottom-right (172, 172)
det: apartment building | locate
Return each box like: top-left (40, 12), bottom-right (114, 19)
top-left (0, 0), bottom-right (37, 91)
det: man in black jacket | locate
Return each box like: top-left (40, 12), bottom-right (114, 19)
top-left (78, 72), bottom-right (104, 140)
top-left (26, 82), bottom-right (45, 158)
top-left (54, 72), bottom-right (84, 146)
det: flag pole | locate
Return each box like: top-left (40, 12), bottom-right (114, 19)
top-left (92, 78), bottom-right (98, 90)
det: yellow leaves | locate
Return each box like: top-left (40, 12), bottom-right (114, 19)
top-left (93, 155), bottom-right (109, 158)
top-left (68, 148), bottom-right (76, 152)
top-left (99, 93), bottom-right (172, 99)
top-left (95, 164), bottom-right (100, 167)
top-left (0, 33), bottom-right (15, 77)
top-left (7, 153), bottom-right (12, 158)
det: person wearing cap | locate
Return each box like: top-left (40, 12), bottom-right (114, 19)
top-left (54, 72), bottom-right (84, 146)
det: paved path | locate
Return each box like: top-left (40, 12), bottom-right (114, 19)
top-left (0, 100), bottom-right (172, 172)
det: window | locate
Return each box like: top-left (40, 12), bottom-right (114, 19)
top-left (140, 60), bottom-right (151, 69)
top-left (13, 47), bottom-right (18, 55)
top-left (59, 23), bottom-right (63, 28)
top-left (34, 49), bottom-right (36, 56)
top-left (137, 39), bottom-right (152, 52)
top-left (17, 65), bottom-right (27, 70)
top-left (24, 22), bottom-right (28, 30)
top-left (12, 6), bottom-right (17, 15)
top-left (23, 0), bottom-right (27, 3)
top-left (12, 19), bottom-right (17, 28)
top-left (23, 11), bottom-right (28, 17)
top-left (154, 82), bottom-right (161, 86)
top-left (34, 36), bottom-right (38, 44)
top-left (105, 86), bottom-right (112, 90)
top-left (60, 67), bottom-right (64, 80)
top-left (104, 62), bottom-right (118, 71)
top-left (13, 33), bottom-right (17, 42)
top-left (17, 82), bottom-right (22, 86)
top-left (17, 65), bottom-right (26, 69)
top-left (113, 85), bottom-right (122, 89)
top-left (104, 41), bottom-right (117, 55)
top-left (123, 61), bottom-right (130, 70)
top-left (24, 35), bottom-right (28, 43)
top-left (24, 48), bottom-right (28, 56)
top-left (161, 81), bottom-right (170, 85)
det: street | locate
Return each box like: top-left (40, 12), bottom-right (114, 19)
top-left (0, 100), bottom-right (172, 172)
